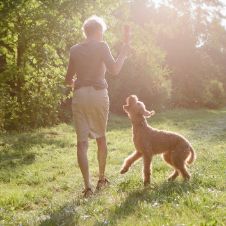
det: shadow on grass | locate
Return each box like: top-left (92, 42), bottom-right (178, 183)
top-left (39, 180), bottom-right (198, 226)
top-left (0, 131), bottom-right (72, 172)
top-left (39, 196), bottom-right (83, 226)
top-left (94, 181), bottom-right (199, 226)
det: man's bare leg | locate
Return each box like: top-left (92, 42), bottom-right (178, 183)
top-left (77, 140), bottom-right (91, 189)
top-left (96, 136), bottom-right (107, 180)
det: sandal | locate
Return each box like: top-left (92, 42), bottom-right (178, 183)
top-left (82, 188), bottom-right (93, 198)
top-left (96, 178), bottom-right (110, 191)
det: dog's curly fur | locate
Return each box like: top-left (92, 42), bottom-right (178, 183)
top-left (120, 95), bottom-right (196, 185)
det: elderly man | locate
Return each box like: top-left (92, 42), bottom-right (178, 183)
top-left (65, 15), bottom-right (129, 197)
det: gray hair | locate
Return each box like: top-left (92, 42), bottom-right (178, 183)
top-left (82, 15), bottom-right (107, 37)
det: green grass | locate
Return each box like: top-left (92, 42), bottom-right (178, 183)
top-left (0, 109), bottom-right (226, 226)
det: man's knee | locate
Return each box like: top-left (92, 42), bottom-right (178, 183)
top-left (96, 136), bottom-right (107, 147)
top-left (77, 140), bottom-right (88, 152)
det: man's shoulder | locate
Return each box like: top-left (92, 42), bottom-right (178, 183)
top-left (98, 42), bottom-right (111, 54)
top-left (69, 41), bottom-right (109, 56)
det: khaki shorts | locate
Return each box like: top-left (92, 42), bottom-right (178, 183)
top-left (72, 86), bottom-right (109, 142)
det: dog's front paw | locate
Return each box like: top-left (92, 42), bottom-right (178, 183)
top-left (120, 167), bottom-right (129, 174)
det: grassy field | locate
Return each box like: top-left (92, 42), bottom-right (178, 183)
top-left (0, 109), bottom-right (226, 226)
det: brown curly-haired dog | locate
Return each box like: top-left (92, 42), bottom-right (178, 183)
top-left (120, 95), bottom-right (196, 185)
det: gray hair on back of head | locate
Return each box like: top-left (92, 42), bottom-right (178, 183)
top-left (82, 15), bottom-right (107, 37)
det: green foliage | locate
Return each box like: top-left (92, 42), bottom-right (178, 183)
top-left (0, 0), bottom-right (84, 130)
top-left (107, 1), bottom-right (172, 112)
top-left (203, 80), bottom-right (225, 108)
top-left (0, 0), bottom-right (226, 130)
top-left (0, 0), bottom-right (120, 130)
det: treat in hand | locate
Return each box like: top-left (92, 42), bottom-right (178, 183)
top-left (124, 25), bottom-right (130, 44)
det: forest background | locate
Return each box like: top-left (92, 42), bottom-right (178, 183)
top-left (0, 0), bottom-right (226, 130)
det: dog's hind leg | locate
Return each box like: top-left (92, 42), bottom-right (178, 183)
top-left (172, 164), bottom-right (190, 181)
top-left (171, 147), bottom-right (191, 181)
top-left (163, 152), bottom-right (179, 181)
top-left (120, 151), bottom-right (142, 174)
top-left (168, 170), bottom-right (179, 181)
top-left (178, 166), bottom-right (190, 181)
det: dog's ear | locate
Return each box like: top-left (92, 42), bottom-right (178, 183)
top-left (143, 110), bottom-right (155, 118)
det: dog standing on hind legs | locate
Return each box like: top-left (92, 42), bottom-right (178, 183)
top-left (120, 95), bottom-right (196, 185)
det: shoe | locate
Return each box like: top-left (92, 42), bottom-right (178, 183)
top-left (96, 178), bottom-right (110, 191)
top-left (82, 188), bottom-right (93, 198)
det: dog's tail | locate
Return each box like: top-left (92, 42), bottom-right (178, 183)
top-left (187, 146), bottom-right (196, 164)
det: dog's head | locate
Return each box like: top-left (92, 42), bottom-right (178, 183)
top-left (123, 95), bottom-right (155, 119)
